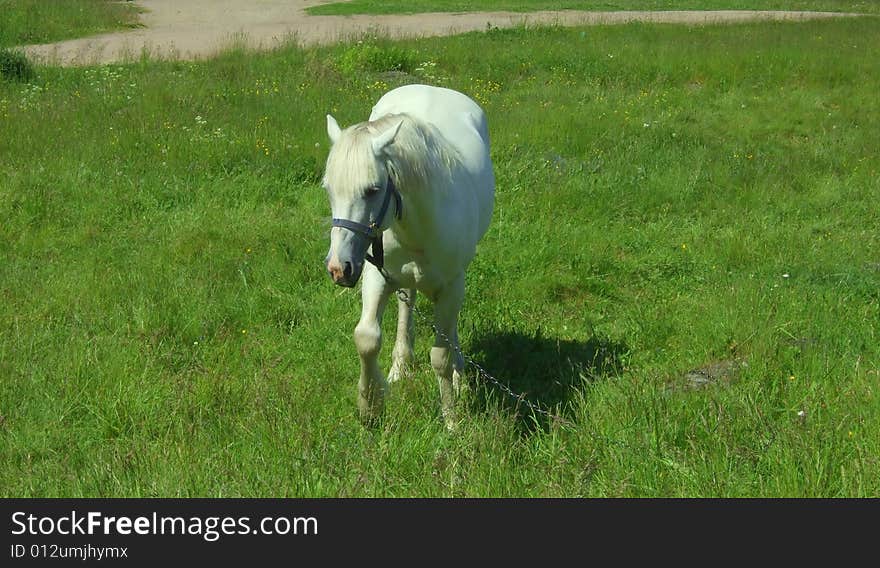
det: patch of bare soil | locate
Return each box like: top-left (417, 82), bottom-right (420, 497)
top-left (20, 1), bottom-right (862, 66)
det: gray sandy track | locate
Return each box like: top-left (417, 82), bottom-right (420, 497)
top-left (20, 1), bottom-right (863, 66)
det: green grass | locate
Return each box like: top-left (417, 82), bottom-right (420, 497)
top-left (308, 0), bottom-right (880, 15)
top-left (0, 0), bottom-right (142, 48)
top-left (1, 18), bottom-right (879, 497)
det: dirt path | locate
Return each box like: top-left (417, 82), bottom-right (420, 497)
top-left (21, 1), bottom-right (862, 66)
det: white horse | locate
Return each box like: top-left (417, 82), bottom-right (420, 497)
top-left (322, 84), bottom-right (495, 429)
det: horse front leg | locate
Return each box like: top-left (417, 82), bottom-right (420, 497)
top-left (388, 288), bottom-right (416, 384)
top-left (354, 265), bottom-right (392, 426)
top-left (431, 274), bottom-right (465, 431)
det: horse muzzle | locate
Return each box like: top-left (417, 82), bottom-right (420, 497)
top-left (327, 258), bottom-right (364, 288)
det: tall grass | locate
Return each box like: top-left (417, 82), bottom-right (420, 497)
top-left (0, 19), bottom-right (878, 496)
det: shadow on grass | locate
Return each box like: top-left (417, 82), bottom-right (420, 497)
top-left (465, 329), bottom-right (627, 433)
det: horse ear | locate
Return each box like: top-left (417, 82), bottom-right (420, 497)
top-left (371, 119), bottom-right (403, 156)
top-left (326, 114), bottom-right (342, 145)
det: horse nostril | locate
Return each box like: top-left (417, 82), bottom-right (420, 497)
top-left (343, 262), bottom-right (353, 279)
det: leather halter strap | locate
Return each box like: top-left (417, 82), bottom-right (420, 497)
top-left (330, 176), bottom-right (402, 270)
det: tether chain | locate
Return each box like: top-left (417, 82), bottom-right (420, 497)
top-left (395, 289), bottom-right (573, 427)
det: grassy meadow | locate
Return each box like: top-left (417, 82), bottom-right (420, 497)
top-left (307, 0), bottom-right (880, 15)
top-left (1, 16), bottom-right (879, 496)
top-left (0, 0), bottom-right (142, 48)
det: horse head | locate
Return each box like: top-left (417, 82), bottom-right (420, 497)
top-left (322, 114), bottom-right (403, 287)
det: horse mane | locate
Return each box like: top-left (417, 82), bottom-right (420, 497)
top-left (324, 113), bottom-right (459, 198)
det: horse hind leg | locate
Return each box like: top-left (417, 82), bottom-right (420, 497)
top-left (388, 288), bottom-right (416, 384)
top-left (354, 267), bottom-right (392, 426)
top-left (430, 274), bottom-right (465, 431)
top-left (450, 327), bottom-right (466, 397)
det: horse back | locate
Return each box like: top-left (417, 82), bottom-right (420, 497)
top-left (371, 85), bottom-right (490, 157)
top-left (370, 84), bottom-right (494, 241)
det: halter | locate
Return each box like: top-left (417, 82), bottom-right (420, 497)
top-left (331, 175), bottom-right (402, 271)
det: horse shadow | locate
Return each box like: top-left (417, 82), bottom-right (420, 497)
top-left (464, 329), bottom-right (627, 433)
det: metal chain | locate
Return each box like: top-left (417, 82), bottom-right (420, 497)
top-left (395, 289), bottom-right (573, 427)
top-left (386, 284), bottom-right (633, 449)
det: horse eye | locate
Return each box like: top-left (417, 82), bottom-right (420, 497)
top-left (364, 187), bottom-right (380, 197)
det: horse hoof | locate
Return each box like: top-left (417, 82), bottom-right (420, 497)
top-left (387, 361), bottom-right (413, 384)
top-left (442, 409), bottom-right (460, 432)
top-left (452, 369), bottom-right (471, 398)
top-left (358, 388), bottom-right (385, 428)
top-left (359, 411), bottom-right (383, 429)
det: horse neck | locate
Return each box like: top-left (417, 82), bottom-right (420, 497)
top-left (387, 182), bottom-right (433, 251)
top-left (384, 122), bottom-right (453, 249)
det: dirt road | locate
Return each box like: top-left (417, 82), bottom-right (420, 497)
top-left (20, 1), bottom-right (862, 66)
